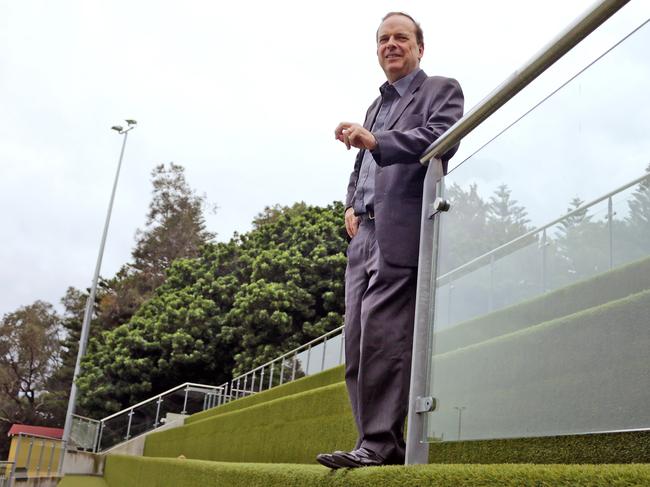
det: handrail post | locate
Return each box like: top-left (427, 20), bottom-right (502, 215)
top-left (321, 337), bottom-right (328, 372)
top-left (182, 386), bottom-right (190, 414)
top-left (125, 409), bottom-right (134, 440)
top-left (405, 158), bottom-right (444, 465)
top-left (608, 196), bottom-right (614, 269)
top-left (155, 397), bottom-right (163, 428)
top-left (96, 421), bottom-right (104, 453)
top-left (305, 344), bottom-right (312, 375)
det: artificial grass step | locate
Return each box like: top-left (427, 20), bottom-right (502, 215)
top-left (145, 289), bottom-right (650, 464)
top-left (428, 288), bottom-right (650, 440)
top-left (436, 254), bottom-right (650, 353)
top-left (186, 364), bottom-right (344, 425)
top-left (57, 475), bottom-right (109, 487)
top-left (144, 381), bottom-right (356, 463)
top-left (104, 454), bottom-right (650, 487)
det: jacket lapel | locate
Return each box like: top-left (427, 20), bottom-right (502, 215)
top-left (364, 97), bottom-right (382, 130)
top-left (385, 69), bottom-right (427, 130)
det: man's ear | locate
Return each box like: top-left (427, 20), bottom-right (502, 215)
top-left (418, 44), bottom-right (424, 60)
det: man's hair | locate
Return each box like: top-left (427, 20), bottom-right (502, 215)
top-left (378, 12), bottom-right (424, 47)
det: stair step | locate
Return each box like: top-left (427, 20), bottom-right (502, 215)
top-left (101, 455), bottom-right (650, 487)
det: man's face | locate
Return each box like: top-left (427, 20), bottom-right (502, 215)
top-left (377, 15), bottom-right (423, 83)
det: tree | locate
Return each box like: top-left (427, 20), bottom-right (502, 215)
top-left (76, 202), bottom-right (347, 417)
top-left (40, 287), bottom-right (90, 421)
top-left (623, 163), bottom-right (650, 260)
top-left (97, 163), bottom-right (215, 332)
top-left (0, 301), bottom-right (62, 457)
top-left (553, 197), bottom-right (608, 283)
top-left (486, 184), bottom-right (530, 247)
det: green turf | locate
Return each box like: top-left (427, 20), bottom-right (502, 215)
top-left (428, 289), bottom-right (650, 441)
top-left (104, 455), bottom-right (650, 487)
top-left (186, 364), bottom-right (345, 425)
top-left (144, 381), bottom-right (357, 464)
top-left (437, 254), bottom-right (650, 353)
top-left (429, 431), bottom-right (650, 464)
top-left (57, 475), bottom-right (109, 487)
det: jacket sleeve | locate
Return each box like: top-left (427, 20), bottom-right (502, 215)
top-left (371, 77), bottom-right (464, 167)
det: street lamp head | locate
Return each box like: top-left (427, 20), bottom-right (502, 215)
top-left (111, 125), bottom-right (123, 132)
top-left (125, 119), bottom-right (137, 126)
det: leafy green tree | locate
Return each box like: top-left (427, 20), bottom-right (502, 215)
top-left (77, 202), bottom-right (347, 417)
top-left (0, 301), bottom-right (62, 457)
top-left (97, 163), bottom-right (215, 332)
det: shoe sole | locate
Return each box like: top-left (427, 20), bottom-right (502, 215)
top-left (316, 455), bottom-right (343, 470)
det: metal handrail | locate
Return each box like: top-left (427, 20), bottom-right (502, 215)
top-left (420, 0), bottom-right (630, 164)
top-left (99, 381), bottom-right (223, 422)
top-left (233, 325), bottom-right (343, 378)
top-left (438, 172), bottom-right (650, 283)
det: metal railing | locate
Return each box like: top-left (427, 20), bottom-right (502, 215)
top-left (438, 171), bottom-right (650, 286)
top-left (9, 433), bottom-right (63, 483)
top-left (73, 382), bottom-right (224, 452)
top-left (406, 0), bottom-right (633, 464)
top-left (215, 326), bottom-right (344, 404)
top-left (70, 325), bottom-right (345, 453)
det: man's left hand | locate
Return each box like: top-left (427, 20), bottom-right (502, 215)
top-left (335, 122), bottom-right (377, 151)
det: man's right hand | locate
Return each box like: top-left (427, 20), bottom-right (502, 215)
top-left (345, 207), bottom-right (360, 238)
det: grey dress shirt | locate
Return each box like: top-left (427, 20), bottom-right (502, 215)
top-left (352, 68), bottom-right (422, 215)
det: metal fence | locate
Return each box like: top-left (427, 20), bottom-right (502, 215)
top-left (8, 433), bottom-right (63, 483)
top-left (72, 382), bottom-right (224, 452)
top-left (215, 326), bottom-right (344, 405)
top-left (70, 325), bottom-right (345, 453)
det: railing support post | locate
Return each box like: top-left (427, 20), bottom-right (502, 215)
top-left (405, 158), bottom-right (444, 465)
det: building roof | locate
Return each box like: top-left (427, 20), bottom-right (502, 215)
top-left (7, 424), bottom-right (64, 439)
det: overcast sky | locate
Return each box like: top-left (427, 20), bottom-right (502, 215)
top-left (2, 0), bottom-right (649, 316)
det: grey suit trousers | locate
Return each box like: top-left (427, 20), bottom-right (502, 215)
top-left (344, 217), bottom-right (417, 461)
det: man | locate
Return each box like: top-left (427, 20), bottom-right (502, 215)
top-left (317, 12), bottom-right (464, 469)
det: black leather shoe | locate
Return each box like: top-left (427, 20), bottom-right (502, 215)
top-left (316, 451), bottom-right (346, 469)
top-left (331, 447), bottom-right (387, 468)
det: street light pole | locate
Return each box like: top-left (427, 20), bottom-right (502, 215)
top-left (453, 406), bottom-right (466, 441)
top-left (60, 120), bottom-right (137, 463)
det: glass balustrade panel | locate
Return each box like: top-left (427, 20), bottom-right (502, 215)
top-left (424, 17), bottom-right (650, 442)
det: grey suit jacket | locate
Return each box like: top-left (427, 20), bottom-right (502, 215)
top-left (345, 70), bottom-right (464, 267)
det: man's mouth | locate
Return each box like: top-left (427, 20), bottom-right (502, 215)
top-left (386, 54), bottom-right (401, 59)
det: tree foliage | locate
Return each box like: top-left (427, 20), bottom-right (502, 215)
top-left (0, 301), bottom-right (62, 457)
top-left (77, 202), bottom-right (347, 417)
top-left (97, 163), bottom-right (215, 332)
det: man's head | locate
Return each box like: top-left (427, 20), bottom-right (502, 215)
top-left (376, 12), bottom-right (424, 84)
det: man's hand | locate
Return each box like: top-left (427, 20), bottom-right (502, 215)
top-left (335, 122), bottom-right (377, 151)
top-left (345, 207), bottom-right (360, 238)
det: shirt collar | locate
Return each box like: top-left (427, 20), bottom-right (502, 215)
top-left (380, 68), bottom-right (422, 98)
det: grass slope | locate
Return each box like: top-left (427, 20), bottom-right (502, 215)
top-left (145, 382), bottom-right (356, 464)
top-left (186, 365), bottom-right (344, 425)
top-left (437, 255), bottom-right (650, 353)
top-left (104, 455), bottom-right (650, 487)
